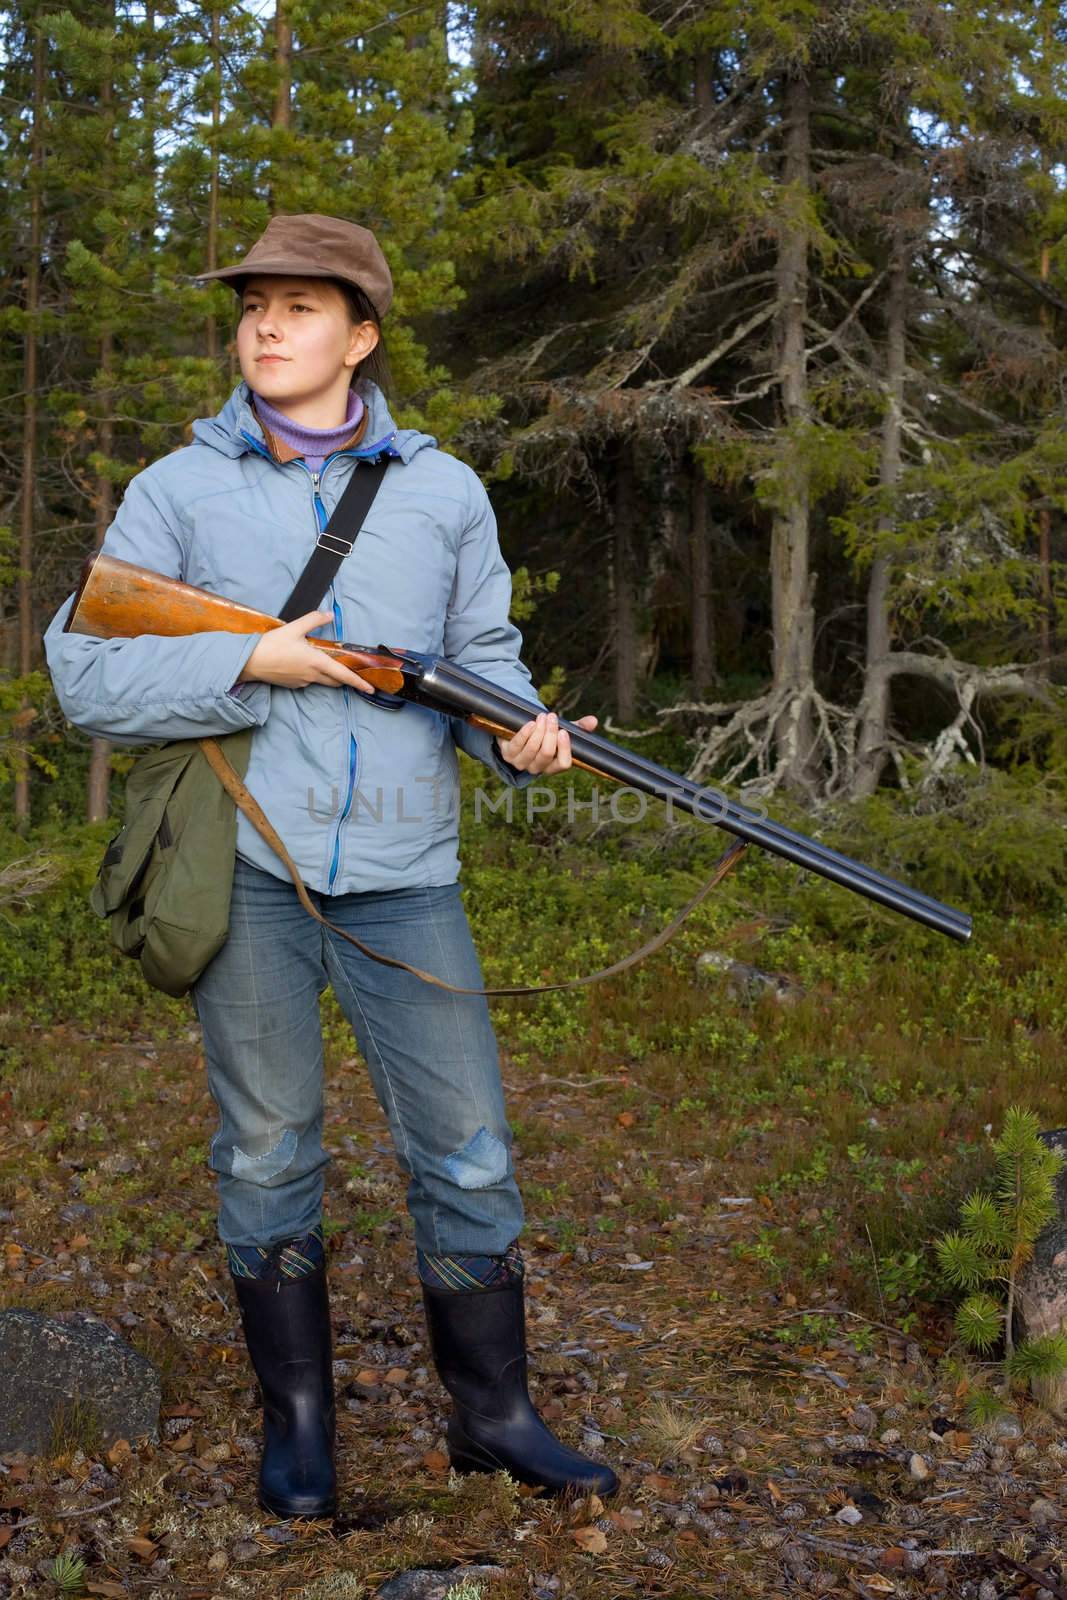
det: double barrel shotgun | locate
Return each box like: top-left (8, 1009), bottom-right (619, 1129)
top-left (64, 551), bottom-right (973, 947)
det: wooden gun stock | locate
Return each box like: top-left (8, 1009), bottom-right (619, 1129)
top-left (64, 551), bottom-right (407, 693)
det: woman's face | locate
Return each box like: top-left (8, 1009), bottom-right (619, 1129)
top-left (236, 274), bottom-right (379, 406)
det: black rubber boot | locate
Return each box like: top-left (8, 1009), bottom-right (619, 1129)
top-left (232, 1259), bottom-right (337, 1519)
top-left (421, 1275), bottom-right (619, 1498)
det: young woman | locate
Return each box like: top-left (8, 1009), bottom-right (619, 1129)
top-left (44, 213), bottom-right (617, 1517)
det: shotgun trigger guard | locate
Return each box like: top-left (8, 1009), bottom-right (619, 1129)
top-left (362, 688), bottom-right (408, 712)
top-left (354, 645), bottom-right (408, 711)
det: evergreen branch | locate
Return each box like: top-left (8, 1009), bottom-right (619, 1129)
top-left (932, 239), bottom-right (1067, 316)
top-left (659, 302), bottom-right (780, 393)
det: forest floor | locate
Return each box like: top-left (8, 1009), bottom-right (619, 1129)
top-left (2, 1006), bottom-right (1066, 1600)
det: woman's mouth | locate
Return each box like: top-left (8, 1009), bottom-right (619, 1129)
top-left (258, 355), bottom-right (286, 363)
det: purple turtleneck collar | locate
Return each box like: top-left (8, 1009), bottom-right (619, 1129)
top-left (253, 387), bottom-right (365, 473)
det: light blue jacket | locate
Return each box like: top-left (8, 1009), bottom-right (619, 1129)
top-left (44, 378), bottom-right (543, 895)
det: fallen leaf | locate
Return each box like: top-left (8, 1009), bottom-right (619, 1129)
top-left (126, 1536), bottom-right (158, 1561)
top-left (644, 1473), bottom-right (683, 1503)
top-left (863, 1578), bottom-right (896, 1594)
top-left (421, 1449), bottom-right (449, 1471)
top-left (572, 1525), bottom-right (608, 1553)
top-left (107, 1438), bottom-right (132, 1466)
top-left (0, 1527), bottom-right (14, 1552)
top-left (607, 1508), bottom-right (643, 1532)
top-left (383, 1367), bottom-right (408, 1384)
top-left (86, 1583), bottom-right (129, 1597)
top-left (616, 1112), bottom-right (636, 1128)
top-left (355, 1368), bottom-right (381, 1385)
top-left (169, 1430), bottom-right (194, 1452)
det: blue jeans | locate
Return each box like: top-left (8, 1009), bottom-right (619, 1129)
top-left (192, 855), bottom-right (524, 1258)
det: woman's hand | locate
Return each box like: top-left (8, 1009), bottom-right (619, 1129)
top-left (495, 711), bottom-right (598, 775)
top-left (237, 611), bottom-right (377, 692)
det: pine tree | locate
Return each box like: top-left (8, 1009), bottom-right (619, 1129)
top-left (936, 1107), bottom-right (1067, 1398)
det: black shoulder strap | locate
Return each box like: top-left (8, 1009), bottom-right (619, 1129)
top-left (279, 457), bottom-right (391, 622)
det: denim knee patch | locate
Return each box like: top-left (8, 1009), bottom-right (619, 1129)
top-left (230, 1126), bottom-right (300, 1184)
top-left (443, 1126), bottom-right (510, 1191)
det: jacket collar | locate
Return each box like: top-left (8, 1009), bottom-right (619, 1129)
top-left (249, 395), bottom-right (370, 464)
top-left (190, 378), bottom-right (437, 466)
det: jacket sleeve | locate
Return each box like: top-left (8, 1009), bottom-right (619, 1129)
top-left (444, 475), bottom-right (548, 788)
top-left (43, 467), bottom-right (272, 746)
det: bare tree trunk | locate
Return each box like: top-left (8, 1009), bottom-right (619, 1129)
top-left (206, 5), bottom-right (221, 387)
top-left (770, 73), bottom-right (815, 793)
top-left (613, 440), bottom-right (637, 723)
top-left (1035, 0), bottom-right (1055, 676)
top-left (86, 17), bottom-right (116, 823)
top-left (689, 455), bottom-right (715, 692)
top-left (268, 0), bottom-right (291, 214)
top-left (86, 337), bottom-right (115, 822)
top-left (1037, 240), bottom-right (1054, 675)
top-left (853, 239), bottom-right (908, 798)
top-left (14, 23), bottom-right (45, 830)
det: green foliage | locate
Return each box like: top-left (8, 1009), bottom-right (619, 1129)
top-left (45, 1551), bottom-right (88, 1595)
top-left (509, 566), bottom-right (561, 623)
top-left (824, 768), bottom-right (1067, 916)
top-left (1006, 1332), bottom-right (1067, 1384)
top-left (935, 1107), bottom-right (1067, 1391)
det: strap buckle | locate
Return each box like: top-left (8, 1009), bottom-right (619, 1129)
top-left (316, 530), bottom-right (354, 557)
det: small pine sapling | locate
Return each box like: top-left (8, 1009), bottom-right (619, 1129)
top-left (935, 1106), bottom-right (1067, 1398)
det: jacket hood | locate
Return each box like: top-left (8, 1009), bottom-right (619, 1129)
top-left (190, 378), bottom-right (437, 466)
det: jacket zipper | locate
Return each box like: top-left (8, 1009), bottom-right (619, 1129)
top-left (306, 457), bottom-right (356, 895)
top-left (239, 426), bottom-right (399, 893)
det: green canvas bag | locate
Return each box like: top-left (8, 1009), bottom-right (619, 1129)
top-left (90, 728), bottom-right (253, 998)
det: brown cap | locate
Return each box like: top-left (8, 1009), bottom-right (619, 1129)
top-left (193, 213), bottom-right (393, 319)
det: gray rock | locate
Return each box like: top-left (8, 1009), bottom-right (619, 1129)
top-left (98, 1153), bottom-right (139, 1176)
top-left (1029, 1496), bottom-right (1059, 1527)
top-left (982, 1412), bottom-right (1023, 1441)
top-left (850, 1404), bottom-right (877, 1436)
top-left (696, 950), bottom-right (802, 1004)
top-left (374, 1567), bottom-right (504, 1600)
top-left (0, 1308), bottom-right (160, 1454)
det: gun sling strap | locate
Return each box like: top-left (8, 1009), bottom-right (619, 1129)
top-left (200, 457), bottom-right (749, 996)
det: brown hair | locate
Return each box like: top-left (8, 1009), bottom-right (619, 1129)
top-left (234, 277), bottom-right (393, 397)
top-left (337, 281), bottom-right (393, 396)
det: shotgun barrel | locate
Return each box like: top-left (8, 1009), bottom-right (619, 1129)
top-left (402, 654), bottom-right (972, 943)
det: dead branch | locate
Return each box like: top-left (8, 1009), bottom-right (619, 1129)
top-left (604, 649), bottom-right (1058, 804)
top-left (0, 849), bottom-right (61, 910)
top-left (662, 302), bottom-right (780, 392)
